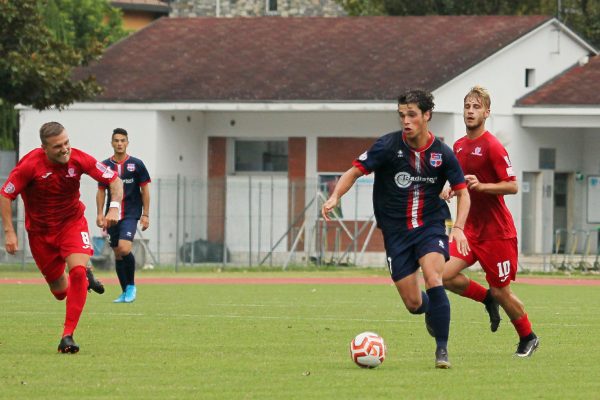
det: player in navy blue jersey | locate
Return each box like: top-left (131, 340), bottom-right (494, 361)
top-left (322, 89), bottom-right (470, 368)
top-left (96, 128), bottom-right (151, 303)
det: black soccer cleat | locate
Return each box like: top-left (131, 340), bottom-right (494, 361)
top-left (484, 291), bottom-right (501, 332)
top-left (515, 335), bottom-right (539, 357)
top-left (435, 347), bottom-right (451, 369)
top-left (425, 313), bottom-right (435, 338)
top-left (57, 335), bottom-right (80, 354)
top-left (86, 267), bottom-right (105, 294)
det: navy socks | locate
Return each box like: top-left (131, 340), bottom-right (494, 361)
top-left (425, 286), bottom-right (450, 349)
top-left (115, 259), bottom-right (127, 292)
top-left (122, 252), bottom-right (136, 286)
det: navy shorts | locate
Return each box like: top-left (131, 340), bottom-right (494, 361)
top-left (107, 218), bottom-right (138, 247)
top-left (383, 223), bottom-right (449, 282)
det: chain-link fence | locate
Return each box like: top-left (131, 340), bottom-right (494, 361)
top-left (0, 175), bottom-right (387, 270)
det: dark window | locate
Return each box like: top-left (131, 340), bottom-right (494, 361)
top-left (235, 140), bottom-right (287, 172)
top-left (268, 0), bottom-right (277, 12)
top-left (525, 68), bottom-right (535, 87)
top-left (539, 148), bottom-right (556, 170)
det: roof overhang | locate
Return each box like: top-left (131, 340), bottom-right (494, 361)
top-left (514, 106), bottom-right (600, 128)
top-left (18, 102), bottom-right (398, 112)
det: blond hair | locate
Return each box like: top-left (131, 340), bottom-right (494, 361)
top-left (464, 86), bottom-right (491, 110)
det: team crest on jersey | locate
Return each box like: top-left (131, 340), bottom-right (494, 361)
top-left (66, 168), bottom-right (77, 178)
top-left (358, 151), bottom-right (368, 161)
top-left (127, 163), bottom-right (136, 172)
top-left (3, 182), bottom-right (15, 194)
top-left (397, 150), bottom-right (404, 158)
top-left (430, 153), bottom-right (443, 168)
top-left (471, 147), bottom-right (483, 156)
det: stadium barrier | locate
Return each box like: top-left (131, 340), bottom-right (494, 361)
top-left (0, 175), bottom-right (598, 272)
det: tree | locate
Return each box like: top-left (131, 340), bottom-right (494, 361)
top-left (336, 0), bottom-right (600, 49)
top-left (0, 0), bottom-right (127, 150)
top-left (43, 0), bottom-right (127, 64)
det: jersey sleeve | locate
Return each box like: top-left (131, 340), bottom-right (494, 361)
top-left (78, 151), bottom-right (118, 185)
top-left (352, 136), bottom-right (391, 175)
top-left (137, 160), bottom-right (151, 186)
top-left (489, 141), bottom-right (516, 182)
top-left (443, 144), bottom-right (467, 190)
top-left (0, 159), bottom-right (34, 200)
top-left (97, 160), bottom-right (111, 189)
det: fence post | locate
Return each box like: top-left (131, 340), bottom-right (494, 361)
top-left (258, 181), bottom-right (262, 265)
top-left (270, 176), bottom-right (274, 267)
top-left (157, 178), bottom-right (161, 265)
top-left (222, 177), bottom-right (228, 268)
top-left (248, 175), bottom-right (252, 267)
top-left (175, 174), bottom-right (180, 272)
top-left (190, 177), bottom-right (195, 265)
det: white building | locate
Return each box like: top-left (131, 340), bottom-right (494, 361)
top-left (18, 16), bottom-right (599, 265)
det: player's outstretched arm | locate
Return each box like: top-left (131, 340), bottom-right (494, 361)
top-left (465, 175), bottom-right (518, 195)
top-left (96, 187), bottom-right (107, 228)
top-left (140, 184), bottom-right (150, 231)
top-left (450, 188), bottom-right (470, 256)
top-left (439, 185), bottom-right (455, 202)
top-left (321, 166), bottom-right (363, 221)
top-left (0, 196), bottom-right (18, 254)
top-left (104, 177), bottom-right (124, 228)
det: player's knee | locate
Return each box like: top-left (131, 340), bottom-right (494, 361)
top-left (69, 265), bottom-right (86, 282)
top-left (114, 246), bottom-right (130, 258)
top-left (405, 299), bottom-right (423, 314)
top-left (490, 285), bottom-right (511, 302)
top-left (115, 239), bottom-right (133, 256)
top-left (423, 276), bottom-right (442, 289)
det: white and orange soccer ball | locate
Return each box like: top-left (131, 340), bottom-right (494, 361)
top-left (349, 331), bottom-right (386, 368)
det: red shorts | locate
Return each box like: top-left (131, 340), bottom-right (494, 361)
top-left (449, 237), bottom-right (518, 288)
top-left (28, 217), bottom-right (93, 283)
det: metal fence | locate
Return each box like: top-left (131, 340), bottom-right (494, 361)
top-left (3, 175), bottom-right (597, 272)
top-left (0, 175), bottom-right (386, 270)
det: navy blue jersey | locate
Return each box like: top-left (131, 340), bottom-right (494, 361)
top-left (353, 130), bottom-right (466, 233)
top-left (99, 155), bottom-right (151, 220)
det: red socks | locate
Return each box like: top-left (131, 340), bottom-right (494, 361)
top-left (62, 265), bottom-right (88, 337)
top-left (461, 279), bottom-right (488, 303)
top-left (511, 314), bottom-right (533, 338)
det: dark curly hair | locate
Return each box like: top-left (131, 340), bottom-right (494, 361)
top-left (398, 89), bottom-right (435, 120)
top-left (112, 128), bottom-right (128, 138)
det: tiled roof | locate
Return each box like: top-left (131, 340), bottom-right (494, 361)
top-left (517, 56), bottom-right (600, 106)
top-left (76, 16), bottom-right (551, 102)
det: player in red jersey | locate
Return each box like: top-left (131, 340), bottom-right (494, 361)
top-left (0, 122), bottom-right (123, 353)
top-left (442, 86), bottom-right (539, 357)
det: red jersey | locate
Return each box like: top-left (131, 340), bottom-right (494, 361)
top-left (1, 148), bottom-right (117, 234)
top-left (453, 131), bottom-right (517, 241)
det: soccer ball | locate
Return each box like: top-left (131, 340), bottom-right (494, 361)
top-left (349, 331), bottom-right (386, 368)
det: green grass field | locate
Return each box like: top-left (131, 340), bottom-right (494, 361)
top-left (1, 269), bottom-right (600, 399)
